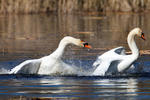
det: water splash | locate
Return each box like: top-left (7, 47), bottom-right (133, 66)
top-left (0, 68), bottom-right (10, 74)
top-left (0, 56), bottom-right (150, 77)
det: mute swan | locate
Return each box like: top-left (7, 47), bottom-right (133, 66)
top-left (9, 36), bottom-right (91, 75)
top-left (92, 28), bottom-right (145, 76)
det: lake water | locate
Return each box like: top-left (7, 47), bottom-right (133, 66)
top-left (0, 12), bottom-right (150, 99)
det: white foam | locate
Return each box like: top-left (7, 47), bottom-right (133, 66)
top-left (0, 68), bottom-right (10, 74)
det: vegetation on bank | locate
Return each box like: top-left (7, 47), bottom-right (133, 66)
top-left (0, 0), bottom-right (149, 14)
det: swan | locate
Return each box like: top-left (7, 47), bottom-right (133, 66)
top-left (9, 36), bottom-right (91, 75)
top-left (92, 28), bottom-right (145, 76)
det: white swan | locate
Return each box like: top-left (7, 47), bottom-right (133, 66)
top-left (92, 28), bottom-right (145, 76)
top-left (9, 36), bottom-right (91, 75)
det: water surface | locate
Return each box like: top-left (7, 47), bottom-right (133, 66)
top-left (0, 13), bottom-right (150, 99)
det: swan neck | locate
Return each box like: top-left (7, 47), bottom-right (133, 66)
top-left (127, 32), bottom-right (139, 58)
top-left (51, 39), bottom-right (68, 58)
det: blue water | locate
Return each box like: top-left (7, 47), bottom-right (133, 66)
top-left (0, 74), bottom-right (150, 99)
top-left (0, 13), bottom-right (149, 99)
top-left (0, 56), bottom-right (150, 99)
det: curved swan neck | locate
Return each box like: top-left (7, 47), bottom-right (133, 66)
top-left (51, 39), bottom-right (68, 58)
top-left (127, 31), bottom-right (139, 58)
top-left (50, 36), bottom-right (81, 58)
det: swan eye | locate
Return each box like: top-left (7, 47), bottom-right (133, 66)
top-left (141, 32), bottom-right (145, 40)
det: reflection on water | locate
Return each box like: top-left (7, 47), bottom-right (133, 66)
top-left (0, 75), bottom-right (150, 100)
top-left (0, 13), bottom-right (149, 61)
top-left (0, 13), bottom-right (150, 99)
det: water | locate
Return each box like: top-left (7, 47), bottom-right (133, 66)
top-left (0, 13), bottom-right (150, 99)
top-left (1, 75), bottom-right (150, 100)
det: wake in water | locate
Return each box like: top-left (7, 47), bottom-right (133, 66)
top-left (0, 68), bottom-right (10, 74)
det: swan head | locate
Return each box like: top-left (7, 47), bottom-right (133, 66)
top-left (131, 27), bottom-right (145, 40)
top-left (62, 36), bottom-right (91, 48)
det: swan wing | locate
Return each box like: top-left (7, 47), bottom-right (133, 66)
top-left (129, 64), bottom-right (135, 70)
top-left (113, 46), bottom-right (126, 55)
top-left (117, 55), bottom-right (136, 72)
top-left (93, 60), bottom-right (111, 76)
top-left (9, 59), bottom-right (41, 74)
top-left (93, 57), bottom-right (102, 68)
top-left (105, 60), bottom-right (135, 74)
top-left (92, 46), bottom-right (127, 76)
top-left (106, 60), bottom-right (121, 74)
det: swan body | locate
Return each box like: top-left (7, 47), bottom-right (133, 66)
top-left (92, 28), bottom-right (145, 76)
top-left (9, 36), bottom-right (91, 75)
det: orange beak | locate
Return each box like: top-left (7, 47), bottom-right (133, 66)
top-left (141, 33), bottom-right (146, 40)
top-left (83, 42), bottom-right (92, 49)
top-left (84, 44), bottom-right (92, 48)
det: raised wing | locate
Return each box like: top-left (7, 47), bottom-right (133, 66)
top-left (92, 46), bottom-right (126, 76)
top-left (9, 59), bottom-right (41, 74)
top-left (114, 46), bottom-right (126, 55)
top-left (92, 60), bottom-right (111, 76)
top-left (106, 60), bottom-right (121, 74)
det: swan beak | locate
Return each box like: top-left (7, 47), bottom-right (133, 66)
top-left (83, 42), bottom-right (92, 48)
top-left (141, 32), bottom-right (146, 40)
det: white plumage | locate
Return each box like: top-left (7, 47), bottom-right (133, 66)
top-left (92, 28), bottom-right (145, 76)
top-left (9, 36), bottom-right (91, 75)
